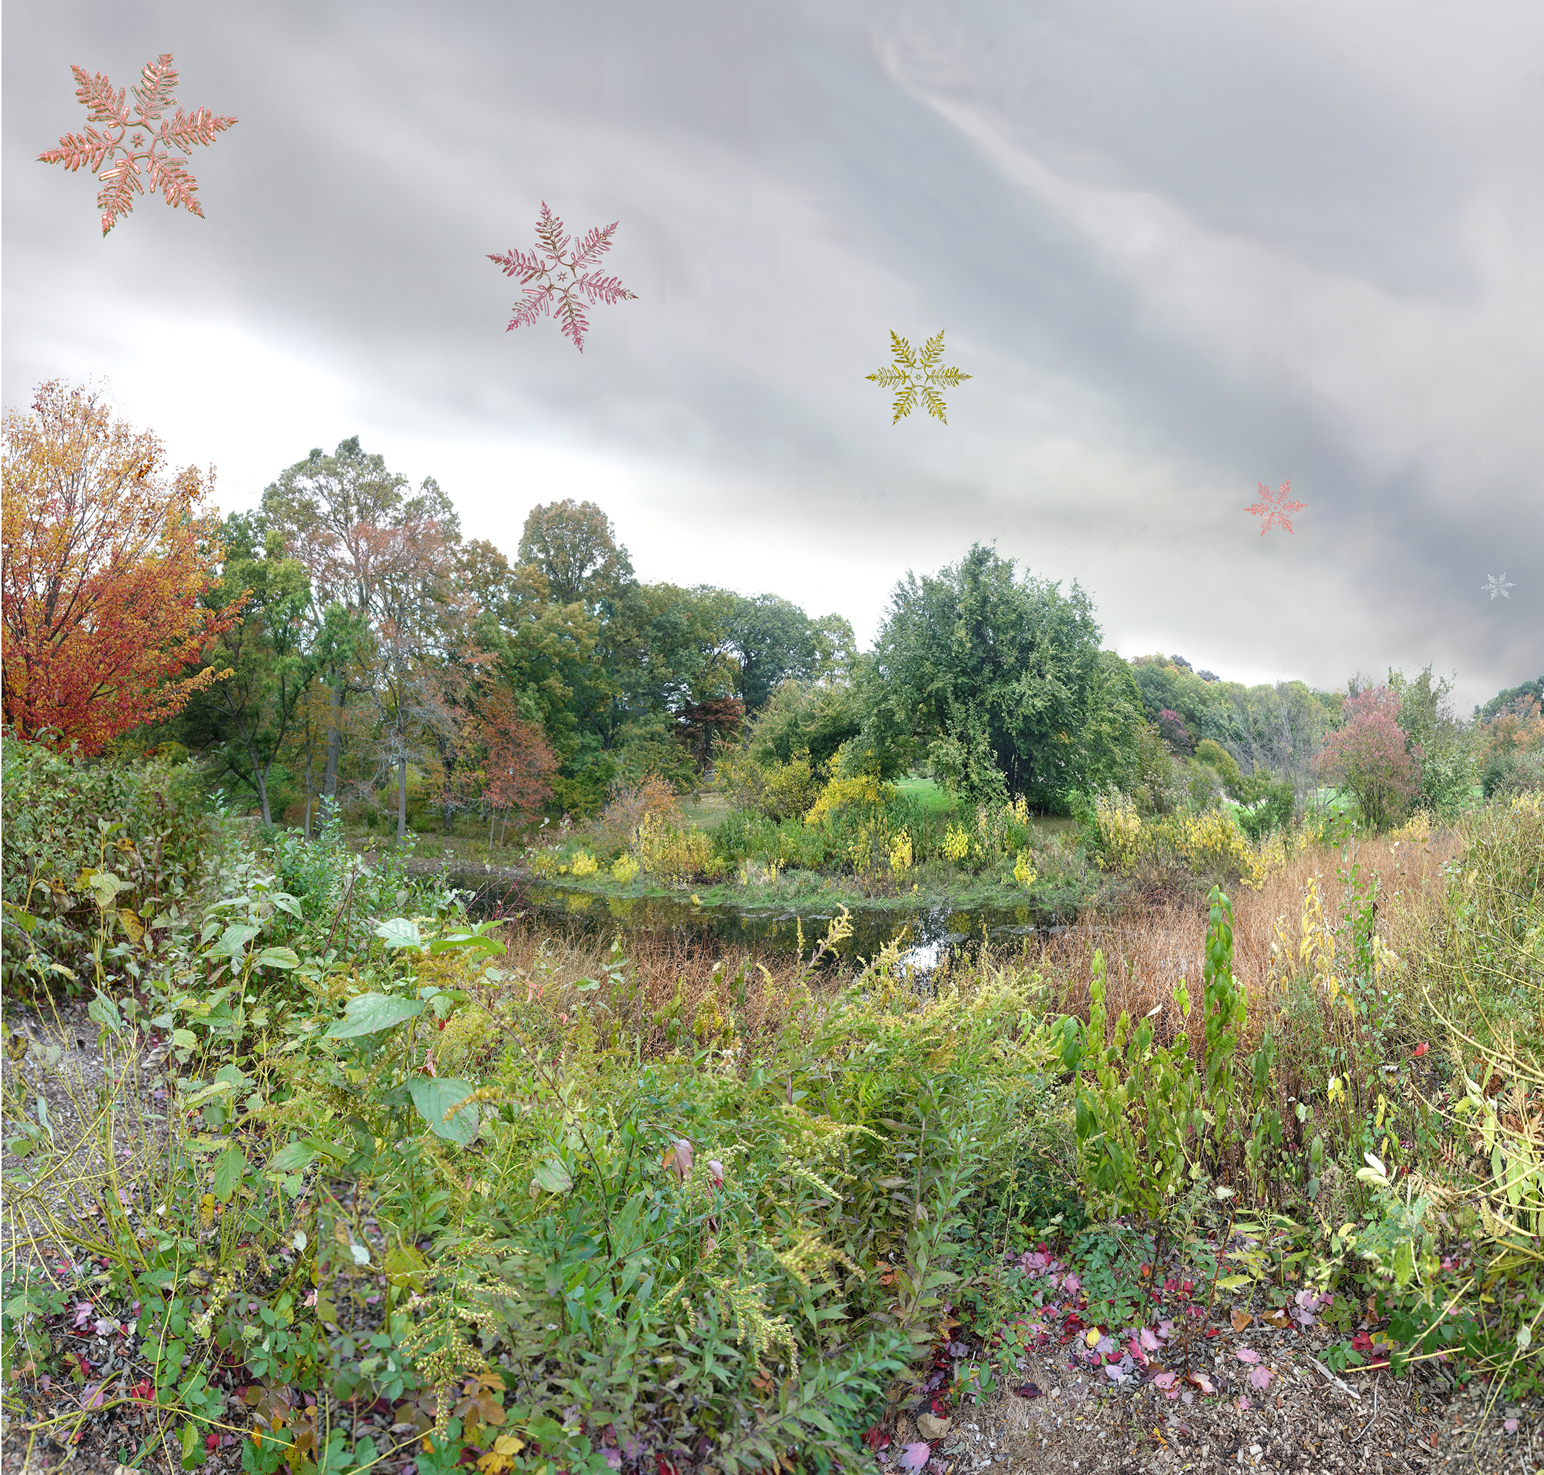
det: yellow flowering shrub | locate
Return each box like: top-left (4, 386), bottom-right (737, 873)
top-left (889, 830), bottom-right (914, 875)
top-left (1013, 850), bottom-right (1037, 889)
top-left (569, 849), bottom-right (599, 877)
top-left (942, 824), bottom-right (972, 863)
top-left (529, 849), bottom-right (566, 878)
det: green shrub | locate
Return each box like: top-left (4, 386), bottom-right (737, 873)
top-left (1, 736), bottom-right (210, 995)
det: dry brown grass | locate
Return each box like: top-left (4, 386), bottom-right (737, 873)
top-left (492, 921), bottom-right (856, 1060)
top-left (1029, 830), bottom-right (1460, 1054)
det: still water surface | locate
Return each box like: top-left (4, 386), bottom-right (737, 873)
top-left (448, 870), bottom-right (1070, 969)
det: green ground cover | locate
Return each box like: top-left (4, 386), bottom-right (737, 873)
top-left (5, 741), bottom-right (1541, 1475)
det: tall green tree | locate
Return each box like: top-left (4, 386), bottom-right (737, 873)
top-left (868, 543), bottom-right (1140, 808)
top-left (180, 515), bottom-right (317, 824)
top-left (724, 594), bottom-right (818, 711)
top-left (258, 437), bottom-right (458, 803)
top-left (516, 499), bottom-right (633, 610)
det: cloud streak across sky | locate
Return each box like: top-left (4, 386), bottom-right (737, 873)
top-left (4, 0), bottom-right (1540, 710)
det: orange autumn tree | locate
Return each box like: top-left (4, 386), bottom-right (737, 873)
top-left (1, 380), bottom-right (242, 754)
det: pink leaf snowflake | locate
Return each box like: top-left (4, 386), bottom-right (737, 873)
top-left (1245, 479), bottom-right (1306, 535)
top-left (38, 53), bottom-right (236, 235)
top-left (488, 202), bottom-right (638, 352)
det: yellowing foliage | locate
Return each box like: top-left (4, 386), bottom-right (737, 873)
top-left (611, 853), bottom-right (640, 885)
top-left (802, 773), bottom-right (896, 828)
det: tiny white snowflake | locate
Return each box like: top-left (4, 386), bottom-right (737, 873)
top-left (1483, 573), bottom-right (1515, 600)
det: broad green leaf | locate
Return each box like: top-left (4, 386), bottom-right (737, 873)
top-left (254, 947), bottom-right (300, 970)
top-left (406, 1077), bottom-right (479, 1145)
top-left (427, 933), bottom-right (502, 959)
top-left (375, 917), bottom-right (423, 951)
top-left (266, 1141), bottom-right (316, 1174)
top-left (170, 1028), bottom-right (197, 1049)
top-left (384, 1244), bottom-right (428, 1289)
top-left (300, 1135), bottom-right (351, 1162)
top-left (212, 1145), bottom-right (246, 1203)
top-left (87, 989), bottom-right (123, 1036)
top-left (323, 993), bottom-right (424, 1039)
top-left (209, 923), bottom-right (261, 959)
top-left (530, 1159), bottom-right (574, 1195)
top-left (3, 903), bottom-right (38, 934)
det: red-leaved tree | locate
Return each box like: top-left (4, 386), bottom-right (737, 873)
top-left (1316, 685), bottom-right (1422, 831)
top-left (2, 380), bottom-right (243, 755)
top-left (451, 686), bottom-right (559, 847)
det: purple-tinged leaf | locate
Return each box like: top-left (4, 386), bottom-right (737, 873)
top-left (899, 1442), bottom-right (930, 1471)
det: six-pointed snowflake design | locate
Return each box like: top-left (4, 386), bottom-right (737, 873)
top-left (866, 331), bottom-right (972, 424)
top-left (1244, 479), bottom-right (1306, 535)
top-left (38, 53), bottom-right (237, 236)
top-left (1483, 573), bottom-right (1515, 600)
top-left (488, 203), bottom-right (638, 353)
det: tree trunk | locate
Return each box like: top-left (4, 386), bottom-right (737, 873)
top-left (323, 681), bottom-right (343, 799)
top-left (254, 760), bottom-right (272, 827)
top-left (397, 754), bottom-right (408, 844)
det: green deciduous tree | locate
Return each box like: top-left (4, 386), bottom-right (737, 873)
top-left (516, 498), bottom-right (633, 609)
top-left (178, 515), bottom-right (318, 824)
top-left (867, 544), bottom-right (1141, 808)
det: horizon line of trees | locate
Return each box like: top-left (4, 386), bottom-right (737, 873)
top-left (5, 379), bottom-right (1541, 835)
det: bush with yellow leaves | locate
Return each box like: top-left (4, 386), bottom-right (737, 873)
top-left (803, 772), bottom-right (897, 828)
top-left (610, 852), bottom-right (640, 885)
top-left (634, 812), bottom-right (716, 883)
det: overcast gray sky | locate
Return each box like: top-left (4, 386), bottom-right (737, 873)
top-left (5, 0), bottom-right (1541, 710)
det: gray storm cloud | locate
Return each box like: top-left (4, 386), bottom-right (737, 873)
top-left (4, 0), bottom-right (1540, 708)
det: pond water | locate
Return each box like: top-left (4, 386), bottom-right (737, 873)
top-left (445, 868), bottom-right (1071, 969)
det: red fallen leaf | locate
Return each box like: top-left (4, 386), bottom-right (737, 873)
top-left (1351, 1331), bottom-right (1374, 1353)
top-left (899, 1442), bottom-right (930, 1472)
top-left (1011, 1383), bottom-right (1042, 1398)
top-left (1414, 1043), bottom-right (1429, 1057)
top-left (863, 1427), bottom-right (890, 1450)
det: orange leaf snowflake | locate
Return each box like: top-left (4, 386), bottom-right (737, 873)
top-left (488, 203), bottom-right (638, 352)
top-left (1244, 479), bottom-right (1306, 535)
top-left (38, 52), bottom-right (237, 236)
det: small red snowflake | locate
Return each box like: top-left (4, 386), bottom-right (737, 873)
top-left (1245, 479), bottom-right (1306, 535)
